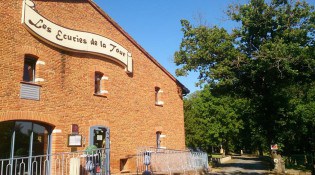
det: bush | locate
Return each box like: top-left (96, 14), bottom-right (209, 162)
top-left (85, 145), bottom-right (98, 155)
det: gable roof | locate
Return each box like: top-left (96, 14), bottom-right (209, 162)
top-left (87, 0), bottom-right (189, 95)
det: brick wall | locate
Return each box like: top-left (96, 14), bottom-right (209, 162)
top-left (0, 0), bottom-right (186, 173)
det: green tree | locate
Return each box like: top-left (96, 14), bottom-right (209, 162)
top-left (175, 0), bottom-right (315, 155)
top-left (184, 87), bottom-right (249, 154)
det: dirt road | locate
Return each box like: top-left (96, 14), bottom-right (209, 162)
top-left (211, 155), bottom-right (273, 174)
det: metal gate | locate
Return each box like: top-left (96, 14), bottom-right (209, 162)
top-left (136, 147), bottom-right (208, 174)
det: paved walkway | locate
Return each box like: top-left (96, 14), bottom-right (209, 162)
top-left (210, 155), bottom-right (273, 175)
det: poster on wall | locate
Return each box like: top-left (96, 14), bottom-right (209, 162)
top-left (97, 135), bottom-right (103, 141)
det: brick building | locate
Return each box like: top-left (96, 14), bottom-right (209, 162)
top-left (0, 0), bottom-right (189, 174)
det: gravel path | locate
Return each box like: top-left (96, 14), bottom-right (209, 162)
top-left (210, 155), bottom-right (273, 175)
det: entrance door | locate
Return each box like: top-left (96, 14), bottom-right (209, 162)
top-left (89, 126), bottom-right (110, 175)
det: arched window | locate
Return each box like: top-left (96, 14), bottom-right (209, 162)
top-left (0, 121), bottom-right (52, 174)
top-left (0, 121), bottom-right (52, 159)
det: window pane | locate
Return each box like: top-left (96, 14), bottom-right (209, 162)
top-left (155, 87), bottom-right (160, 104)
top-left (33, 123), bottom-right (49, 155)
top-left (93, 128), bottom-right (106, 148)
top-left (0, 121), bottom-right (15, 159)
top-left (23, 62), bottom-right (30, 81)
top-left (95, 73), bottom-right (102, 94)
top-left (23, 58), bottom-right (36, 82)
top-left (14, 121), bottom-right (32, 157)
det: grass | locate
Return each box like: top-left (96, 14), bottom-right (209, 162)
top-left (210, 154), bottom-right (224, 158)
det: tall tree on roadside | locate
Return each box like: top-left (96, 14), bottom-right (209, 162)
top-left (175, 0), bottom-right (315, 155)
top-left (184, 88), bottom-right (249, 154)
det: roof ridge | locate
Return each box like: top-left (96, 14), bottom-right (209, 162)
top-left (87, 0), bottom-right (189, 95)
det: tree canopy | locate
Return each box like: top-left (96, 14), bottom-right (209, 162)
top-left (176, 0), bottom-right (315, 155)
top-left (184, 88), bottom-right (250, 153)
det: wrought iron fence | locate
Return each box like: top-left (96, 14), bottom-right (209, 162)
top-left (0, 148), bottom-right (107, 175)
top-left (136, 147), bottom-right (208, 174)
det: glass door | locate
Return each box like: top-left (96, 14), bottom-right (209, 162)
top-left (93, 128), bottom-right (106, 148)
top-left (89, 126), bottom-right (110, 175)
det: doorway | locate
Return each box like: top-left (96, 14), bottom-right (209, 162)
top-left (89, 126), bottom-right (110, 175)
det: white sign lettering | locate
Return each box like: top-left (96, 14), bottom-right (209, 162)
top-left (21, 0), bottom-right (133, 73)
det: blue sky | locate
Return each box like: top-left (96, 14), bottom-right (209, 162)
top-left (93, 0), bottom-right (315, 93)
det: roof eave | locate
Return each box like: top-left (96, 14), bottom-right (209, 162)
top-left (87, 0), bottom-right (190, 96)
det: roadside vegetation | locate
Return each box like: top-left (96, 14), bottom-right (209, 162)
top-left (174, 0), bottom-right (315, 170)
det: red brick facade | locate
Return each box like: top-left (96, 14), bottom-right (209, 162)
top-left (0, 0), bottom-right (187, 173)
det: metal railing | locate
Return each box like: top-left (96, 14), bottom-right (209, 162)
top-left (0, 148), bottom-right (106, 175)
top-left (136, 147), bottom-right (208, 174)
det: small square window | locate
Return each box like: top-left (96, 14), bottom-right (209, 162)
top-left (23, 57), bottom-right (37, 82)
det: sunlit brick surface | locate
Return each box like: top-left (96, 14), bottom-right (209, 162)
top-left (0, 0), bottom-right (186, 173)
